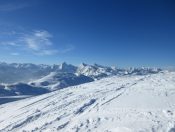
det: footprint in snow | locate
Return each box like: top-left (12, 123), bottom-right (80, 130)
top-left (75, 99), bottom-right (96, 114)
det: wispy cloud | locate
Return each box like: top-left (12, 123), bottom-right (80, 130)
top-left (0, 41), bottom-right (19, 46)
top-left (0, 3), bottom-right (29, 12)
top-left (0, 29), bottom-right (74, 56)
top-left (21, 30), bottom-right (57, 55)
top-left (35, 49), bottom-right (58, 56)
top-left (59, 45), bottom-right (75, 53)
top-left (21, 30), bottom-right (58, 55)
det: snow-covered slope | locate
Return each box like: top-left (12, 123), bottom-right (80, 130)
top-left (0, 71), bottom-right (175, 132)
top-left (29, 72), bottom-right (94, 91)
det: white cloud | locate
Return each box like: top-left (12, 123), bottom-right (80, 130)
top-left (35, 49), bottom-right (58, 56)
top-left (0, 41), bottom-right (19, 46)
top-left (22, 30), bottom-right (52, 51)
top-left (20, 30), bottom-right (57, 55)
top-left (0, 29), bottom-right (74, 56)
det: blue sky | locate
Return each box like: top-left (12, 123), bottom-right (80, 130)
top-left (0, 0), bottom-right (175, 67)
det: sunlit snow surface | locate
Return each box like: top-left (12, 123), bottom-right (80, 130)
top-left (0, 71), bottom-right (175, 132)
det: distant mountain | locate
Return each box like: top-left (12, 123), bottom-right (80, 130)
top-left (76, 63), bottom-right (115, 79)
top-left (0, 62), bottom-right (53, 83)
top-left (58, 62), bottom-right (77, 73)
top-left (0, 62), bottom-right (77, 84)
top-left (76, 63), bottom-right (161, 79)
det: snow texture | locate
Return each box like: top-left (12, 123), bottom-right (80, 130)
top-left (0, 71), bottom-right (175, 132)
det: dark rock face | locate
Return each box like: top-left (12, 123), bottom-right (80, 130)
top-left (0, 83), bottom-right (49, 96)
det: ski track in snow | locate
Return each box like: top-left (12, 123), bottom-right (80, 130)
top-left (0, 72), bottom-right (175, 132)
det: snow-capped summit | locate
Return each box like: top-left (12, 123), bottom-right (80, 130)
top-left (93, 63), bottom-right (107, 68)
top-left (77, 63), bottom-right (118, 79)
top-left (79, 62), bottom-right (88, 67)
top-left (58, 62), bottom-right (77, 73)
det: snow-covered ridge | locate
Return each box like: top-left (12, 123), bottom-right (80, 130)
top-left (0, 71), bottom-right (174, 132)
top-left (29, 72), bottom-right (94, 91)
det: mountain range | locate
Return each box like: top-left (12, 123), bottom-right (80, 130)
top-left (0, 62), bottom-right (162, 97)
